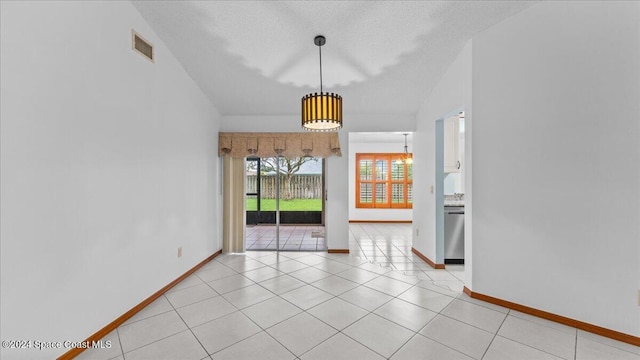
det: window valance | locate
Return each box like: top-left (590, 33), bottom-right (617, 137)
top-left (218, 132), bottom-right (342, 158)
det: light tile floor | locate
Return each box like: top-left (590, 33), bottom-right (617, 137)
top-left (76, 224), bottom-right (639, 360)
top-left (246, 223), bottom-right (464, 292)
top-left (349, 223), bottom-right (465, 292)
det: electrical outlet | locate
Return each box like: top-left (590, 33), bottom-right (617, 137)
top-left (178, 247), bottom-right (182, 258)
top-left (416, 228), bottom-right (419, 236)
top-left (430, 185), bottom-right (434, 194)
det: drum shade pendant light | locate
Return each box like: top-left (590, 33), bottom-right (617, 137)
top-left (302, 35), bottom-right (343, 132)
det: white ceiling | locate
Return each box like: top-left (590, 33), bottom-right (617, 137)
top-left (133, 1), bottom-right (534, 117)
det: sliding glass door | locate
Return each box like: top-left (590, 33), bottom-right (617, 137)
top-left (245, 156), bottom-right (326, 251)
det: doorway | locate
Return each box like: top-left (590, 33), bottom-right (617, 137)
top-left (245, 156), bottom-right (326, 251)
top-left (437, 110), bottom-right (467, 279)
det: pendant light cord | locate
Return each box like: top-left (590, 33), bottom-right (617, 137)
top-left (318, 44), bottom-right (323, 94)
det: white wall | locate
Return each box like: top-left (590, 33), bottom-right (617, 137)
top-left (348, 140), bottom-right (412, 221)
top-left (221, 114), bottom-right (415, 250)
top-left (0, 2), bottom-right (221, 359)
top-left (472, 1), bottom-right (639, 336)
top-left (412, 42), bottom-right (472, 269)
top-left (443, 173), bottom-right (460, 194)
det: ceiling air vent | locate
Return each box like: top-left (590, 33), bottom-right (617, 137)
top-left (132, 30), bottom-right (153, 62)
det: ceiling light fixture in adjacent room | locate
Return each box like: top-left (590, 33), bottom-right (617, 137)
top-left (396, 133), bottom-right (413, 165)
top-left (301, 35), bottom-right (343, 132)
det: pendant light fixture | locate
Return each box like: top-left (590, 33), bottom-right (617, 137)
top-left (396, 133), bottom-right (413, 165)
top-left (301, 35), bottom-right (343, 132)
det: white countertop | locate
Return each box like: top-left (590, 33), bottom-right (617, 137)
top-left (444, 200), bottom-right (465, 207)
top-left (444, 194), bottom-right (465, 207)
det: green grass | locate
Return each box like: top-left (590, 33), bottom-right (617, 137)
top-left (246, 198), bottom-right (322, 211)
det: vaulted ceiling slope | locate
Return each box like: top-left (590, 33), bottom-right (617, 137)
top-left (133, 1), bottom-right (534, 117)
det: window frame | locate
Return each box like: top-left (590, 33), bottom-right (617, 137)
top-left (356, 153), bottom-right (412, 209)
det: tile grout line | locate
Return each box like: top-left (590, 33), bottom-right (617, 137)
top-left (118, 314), bottom-right (197, 356)
top-left (382, 282), bottom-right (450, 330)
top-left (479, 310), bottom-right (509, 360)
top-left (492, 313), bottom-right (579, 360)
top-left (399, 282), bottom-right (477, 360)
top-left (115, 327), bottom-right (125, 360)
top-left (412, 327), bottom-right (476, 360)
top-left (230, 307), bottom-right (299, 359)
top-left (405, 282), bottom-right (488, 360)
top-left (118, 307), bottom-right (176, 328)
top-left (387, 332), bottom-right (424, 359)
top-left (574, 330), bottom-right (578, 360)
top-left (164, 294), bottom-right (213, 359)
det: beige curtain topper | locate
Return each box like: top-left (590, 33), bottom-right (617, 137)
top-left (218, 132), bottom-right (342, 158)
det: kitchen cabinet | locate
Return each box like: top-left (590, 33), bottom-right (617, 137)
top-left (444, 116), bottom-right (460, 173)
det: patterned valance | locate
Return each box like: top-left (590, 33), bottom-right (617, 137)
top-left (218, 132), bottom-right (342, 158)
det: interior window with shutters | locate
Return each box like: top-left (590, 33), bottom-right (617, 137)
top-left (358, 157), bottom-right (373, 205)
top-left (356, 153), bottom-right (413, 209)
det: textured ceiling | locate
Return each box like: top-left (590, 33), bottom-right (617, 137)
top-left (133, 1), bottom-right (534, 117)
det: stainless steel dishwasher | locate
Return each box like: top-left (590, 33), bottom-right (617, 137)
top-left (444, 206), bottom-right (464, 264)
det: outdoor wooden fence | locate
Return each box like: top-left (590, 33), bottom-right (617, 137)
top-left (246, 174), bottom-right (322, 199)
